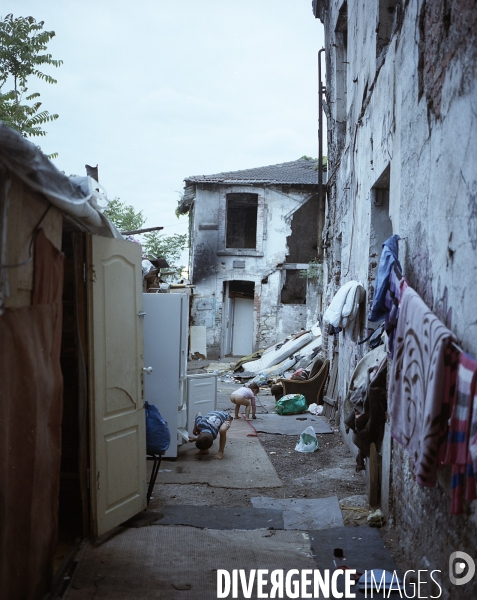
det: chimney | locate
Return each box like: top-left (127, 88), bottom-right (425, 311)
top-left (85, 164), bottom-right (99, 182)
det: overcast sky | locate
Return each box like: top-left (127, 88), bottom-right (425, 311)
top-left (10, 1), bottom-right (324, 237)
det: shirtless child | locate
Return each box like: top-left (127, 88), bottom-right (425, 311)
top-left (230, 383), bottom-right (260, 420)
top-left (188, 410), bottom-right (233, 460)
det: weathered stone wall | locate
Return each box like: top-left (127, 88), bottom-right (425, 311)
top-left (318, 0), bottom-right (477, 594)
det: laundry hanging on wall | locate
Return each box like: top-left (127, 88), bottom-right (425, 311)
top-left (368, 234), bottom-right (401, 323)
top-left (389, 285), bottom-right (456, 488)
top-left (387, 281), bottom-right (477, 514)
top-left (443, 352), bottom-right (477, 514)
top-left (323, 280), bottom-right (365, 341)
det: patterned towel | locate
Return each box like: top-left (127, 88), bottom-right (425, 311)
top-left (444, 352), bottom-right (477, 514)
top-left (389, 287), bottom-right (456, 487)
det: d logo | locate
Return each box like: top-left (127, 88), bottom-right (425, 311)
top-left (449, 551), bottom-right (475, 586)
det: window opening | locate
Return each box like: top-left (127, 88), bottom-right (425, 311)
top-left (285, 195), bottom-right (319, 263)
top-left (369, 165), bottom-right (393, 314)
top-left (281, 270), bottom-right (306, 305)
top-left (377, 0), bottom-right (400, 58)
top-left (228, 279), bottom-right (254, 299)
top-left (335, 2), bottom-right (348, 148)
top-left (226, 193), bottom-right (258, 249)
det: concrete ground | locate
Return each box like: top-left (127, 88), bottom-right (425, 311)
top-left (62, 357), bottom-right (401, 599)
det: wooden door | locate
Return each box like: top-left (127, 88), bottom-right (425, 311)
top-left (88, 235), bottom-right (146, 536)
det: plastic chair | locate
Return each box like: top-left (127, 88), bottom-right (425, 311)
top-left (278, 359), bottom-right (330, 406)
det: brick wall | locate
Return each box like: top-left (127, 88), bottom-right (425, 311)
top-left (391, 444), bottom-right (477, 599)
top-left (419, 0), bottom-right (477, 116)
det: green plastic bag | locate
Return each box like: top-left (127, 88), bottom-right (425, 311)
top-left (275, 393), bottom-right (307, 415)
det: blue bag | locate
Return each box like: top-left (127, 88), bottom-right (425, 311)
top-left (145, 401), bottom-right (170, 454)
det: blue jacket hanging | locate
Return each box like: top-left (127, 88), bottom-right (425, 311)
top-left (368, 234), bottom-right (402, 322)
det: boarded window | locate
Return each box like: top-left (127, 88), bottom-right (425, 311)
top-left (226, 193), bottom-right (258, 249)
top-left (281, 270), bottom-right (306, 305)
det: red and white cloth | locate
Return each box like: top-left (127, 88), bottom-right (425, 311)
top-left (444, 353), bottom-right (477, 514)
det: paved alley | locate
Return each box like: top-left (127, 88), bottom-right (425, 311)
top-left (62, 364), bottom-right (401, 599)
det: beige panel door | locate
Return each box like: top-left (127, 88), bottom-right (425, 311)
top-left (88, 234), bottom-right (147, 536)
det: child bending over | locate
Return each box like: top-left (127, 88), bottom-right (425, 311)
top-left (230, 383), bottom-right (260, 420)
top-left (189, 410), bottom-right (233, 460)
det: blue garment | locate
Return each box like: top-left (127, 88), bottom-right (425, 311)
top-left (195, 411), bottom-right (232, 439)
top-left (368, 234), bottom-right (401, 322)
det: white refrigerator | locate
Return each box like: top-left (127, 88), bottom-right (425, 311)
top-left (143, 293), bottom-right (217, 458)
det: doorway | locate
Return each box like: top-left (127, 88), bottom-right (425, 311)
top-left (223, 280), bottom-right (255, 356)
top-left (51, 230), bottom-right (89, 592)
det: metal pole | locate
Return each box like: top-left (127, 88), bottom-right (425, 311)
top-left (121, 226), bottom-right (164, 235)
top-left (317, 47), bottom-right (325, 260)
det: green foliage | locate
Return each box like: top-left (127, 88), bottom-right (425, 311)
top-left (299, 260), bottom-right (324, 292)
top-left (175, 192), bottom-right (186, 217)
top-left (103, 197), bottom-right (189, 279)
top-left (143, 232), bottom-right (189, 279)
top-left (0, 14), bottom-right (62, 148)
top-left (311, 156), bottom-right (328, 172)
top-left (103, 197), bottom-right (146, 232)
top-left (300, 156), bottom-right (328, 172)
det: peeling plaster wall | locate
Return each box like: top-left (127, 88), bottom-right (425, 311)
top-left (320, 0), bottom-right (477, 593)
top-left (189, 184), bottom-right (318, 357)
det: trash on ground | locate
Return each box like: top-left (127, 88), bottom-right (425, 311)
top-left (339, 495), bottom-right (371, 525)
top-left (308, 403), bottom-right (324, 416)
top-left (367, 508), bottom-right (385, 527)
top-left (275, 393), bottom-right (307, 415)
top-left (295, 426), bottom-right (319, 453)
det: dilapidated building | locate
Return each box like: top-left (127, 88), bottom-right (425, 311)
top-left (179, 159), bottom-right (325, 358)
top-left (313, 0), bottom-right (477, 596)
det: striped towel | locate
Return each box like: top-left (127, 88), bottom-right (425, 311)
top-left (444, 352), bottom-right (477, 514)
top-left (469, 372), bottom-right (477, 488)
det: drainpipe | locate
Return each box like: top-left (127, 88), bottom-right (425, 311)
top-left (317, 47), bottom-right (326, 260)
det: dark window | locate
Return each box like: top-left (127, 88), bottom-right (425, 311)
top-left (228, 280), bottom-right (254, 299)
top-left (377, 0), bottom-right (400, 58)
top-left (369, 165), bottom-right (393, 313)
top-left (335, 2), bottom-right (348, 148)
top-left (226, 193), bottom-right (258, 249)
top-left (281, 270), bottom-right (306, 305)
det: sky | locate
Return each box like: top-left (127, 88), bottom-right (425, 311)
top-left (9, 1), bottom-right (325, 239)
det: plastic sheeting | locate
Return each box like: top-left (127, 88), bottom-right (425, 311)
top-left (0, 123), bottom-right (122, 238)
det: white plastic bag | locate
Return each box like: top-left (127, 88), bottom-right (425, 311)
top-left (295, 425), bottom-right (319, 453)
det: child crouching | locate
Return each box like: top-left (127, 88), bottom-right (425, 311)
top-left (230, 383), bottom-right (260, 420)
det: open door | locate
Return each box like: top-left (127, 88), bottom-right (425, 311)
top-left (88, 235), bottom-right (147, 536)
